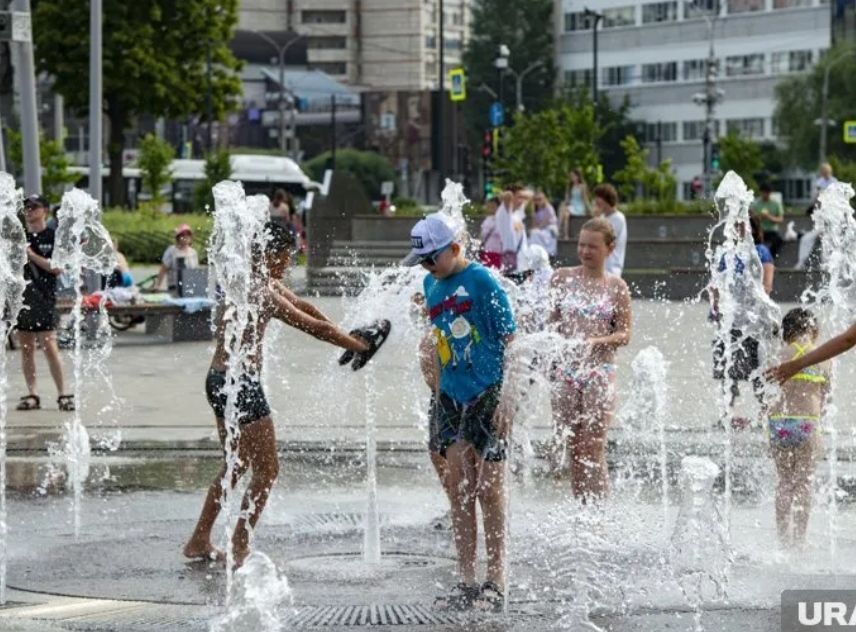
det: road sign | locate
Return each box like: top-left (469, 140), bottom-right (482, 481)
top-left (0, 12), bottom-right (31, 42)
top-left (845, 121), bottom-right (856, 144)
top-left (449, 68), bottom-right (466, 102)
top-left (489, 102), bottom-right (504, 127)
top-left (380, 181), bottom-right (394, 196)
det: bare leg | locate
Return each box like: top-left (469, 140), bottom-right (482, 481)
top-left (446, 441), bottom-right (479, 586)
top-left (184, 418), bottom-right (247, 560)
top-left (430, 451), bottom-right (453, 502)
top-left (231, 418), bottom-right (280, 567)
top-left (772, 446), bottom-right (795, 547)
top-left (38, 331), bottom-right (66, 396)
top-left (477, 459), bottom-right (506, 590)
top-left (791, 441), bottom-right (816, 546)
top-left (569, 374), bottom-right (614, 501)
top-left (550, 381), bottom-right (579, 478)
top-left (18, 331), bottom-right (38, 396)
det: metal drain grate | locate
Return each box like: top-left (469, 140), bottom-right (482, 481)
top-left (289, 512), bottom-right (386, 532)
top-left (286, 604), bottom-right (463, 627)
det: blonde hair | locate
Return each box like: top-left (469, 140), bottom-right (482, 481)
top-left (580, 217), bottom-right (616, 246)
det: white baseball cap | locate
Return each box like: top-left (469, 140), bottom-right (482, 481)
top-left (401, 213), bottom-right (456, 266)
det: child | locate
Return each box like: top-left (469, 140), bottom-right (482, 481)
top-left (184, 222), bottom-right (388, 567)
top-left (768, 308), bottom-right (829, 548)
top-left (402, 213), bottom-right (516, 612)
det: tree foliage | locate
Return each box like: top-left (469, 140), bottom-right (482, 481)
top-left (612, 136), bottom-right (676, 202)
top-left (32, 0), bottom-right (244, 207)
top-left (303, 149), bottom-right (396, 200)
top-left (718, 132), bottom-right (764, 192)
top-left (492, 102), bottom-right (601, 199)
top-left (194, 149), bottom-right (233, 212)
top-left (461, 0), bottom-right (555, 137)
top-left (6, 129), bottom-right (77, 203)
top-left (773, 42), bottom-right (856, 168)
top-left (137, 134), bottom-right (174, 205)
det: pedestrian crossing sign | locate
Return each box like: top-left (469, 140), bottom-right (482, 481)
top-left (449, 68), bottom-right (466, 102)
top-left (845, 121), bottom-right (856, 144)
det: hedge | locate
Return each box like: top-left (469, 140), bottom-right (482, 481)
top-left (102, 208), bottom-right (213, 264)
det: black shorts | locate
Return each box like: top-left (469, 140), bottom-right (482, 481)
top-left (15, 302), bottom-right (58, 332)
top-left (713, 329), bottom-right (760, 382)
top-left (429, 385), bottom-right (505, 462)
top-left (205, 368), bottom-right (271, 426)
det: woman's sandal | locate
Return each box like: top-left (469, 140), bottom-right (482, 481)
top-left (16, 395), bottom-right (40, 411)
top-left (57, 394), bottom-right (75, 412)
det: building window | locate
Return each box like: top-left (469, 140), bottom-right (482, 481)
top-left (642, 2), bottom-right (679, 23)
top-left (564, 11), bottom-right (594, 31)
top-left (641, 122), bottom-right (677, 142)
top-left (725, 53), bottom-right (765, 76)
top-left (444, 38), bottom-right (462, 51)
top-left (727, 0), bottom-right (764, 13)
top-left (602, 65), bottom-right (635, 86)
top-left (788, 50), bottom-right (813, 71)
top-left (683, 58), bottom-right (713, 81)
top-left (307, 36), bottom-right (347, 50)
top-left (602, 6), bottom-right (636, 28)
top-left (564, 69), bottom-right (592, 88)
top-left (726, 117), bottom-right (765, 138)
top-left (683, 120), bottom-right (720, 141)
top-left (310, 62), bottom-right (347, 75)
top-left (425, 35), bottom-right (436, 49)
top-left (685, 0), bottom-right (719, 18)
top-left (452, 11), bottom-right (463, 25)
top-left (642, 61), bottom-right (678, 83)
top-left (773, 0), bottom-right (812, 7)
top-left (302, 10), bottom-right (347, 24)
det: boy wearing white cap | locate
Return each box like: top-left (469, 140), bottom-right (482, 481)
top-left (403, 213), bottom-right (516, 612)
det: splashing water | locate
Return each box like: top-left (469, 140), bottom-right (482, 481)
top-left (208, 181), bottom-right (270, 597)
top-left (209, 552), bottom-right (293, 632)
top-left (807, 180), bottom-right (856, 563)
top-left (0, 173), bottom-right (26, 605)
top-left (52, 188), bottom-right (116, 538)
top-left (706, 172), bottom-right (780, 534)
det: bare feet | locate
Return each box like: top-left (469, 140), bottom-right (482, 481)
top-left (183, 541), bottom-right (225, 563)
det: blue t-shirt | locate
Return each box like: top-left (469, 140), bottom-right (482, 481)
top-left (424, 262), bottom-right (516, 403)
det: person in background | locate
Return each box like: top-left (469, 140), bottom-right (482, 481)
top-left (15, 194), bottom-right (73, 412)
top-left (478, 197), bottom-right (503, 269)
top-left (591, 184), bottom-right (627, 278)
top-left (750, 216), bottom-right (775, 295)
top-left (495, 186), bottom-right (530, 273)
top-left (796, 162), bottom-right (838, 270)
top-left (528, 190), bottom-right (558, 258)
top-left (559, 169), bottom-right (590, 240)
top-left (105, 238), bottom-right (134, 289)
top-left (751, 183), bottom-right (784, 259)
top-left (156, 224), bottom-right (200, 291)
top-left (269, 189), bottom-right (291, 228)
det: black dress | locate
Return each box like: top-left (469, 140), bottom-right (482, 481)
top-left (16, 228), bottom-right (59, 332)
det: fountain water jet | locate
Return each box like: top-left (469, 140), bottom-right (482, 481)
top-left (51, 188), bottom-right (116, 538)
top-left (0, 173), bottom-right (26, 605)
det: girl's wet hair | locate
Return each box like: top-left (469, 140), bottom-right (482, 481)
top-left (263, 221), bottom-right (297, 256)
top-left (580, 217), bottom-right (616, 246)
top-left (782, 307), bottom-right (817, 342)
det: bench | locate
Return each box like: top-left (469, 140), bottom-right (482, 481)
top-left (56, 300), bottom-right (213, 342)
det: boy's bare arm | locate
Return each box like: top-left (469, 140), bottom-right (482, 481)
top-left (767, 323), bottom-right (856, 384)
top-left (272, 280), bottom-right (333, 323)
top-left (270, 291), bottom-right (367, 352)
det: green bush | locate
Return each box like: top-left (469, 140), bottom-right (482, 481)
top-left (193, 149), bottom-right (233, 212)
top-left (103, 208), bottom-right (213, 264)
top-left (138, 134), bottom-right (175, 205)
top-left (303, 149), bottom-right (396, 199)
top-left (622, 199), bottom-right (714, 215)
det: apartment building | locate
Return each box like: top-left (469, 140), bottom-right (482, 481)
top-left (555, 0), bottom-right (833, 201)
top-left (239, 0), bottom-right (471, 91)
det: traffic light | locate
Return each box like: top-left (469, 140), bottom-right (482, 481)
top-left (710, 143), bottom-right (721, 172)
top-left (482, 130), bottom-right (493, 159)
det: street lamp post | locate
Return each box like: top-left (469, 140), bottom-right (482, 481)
top-left (251, 31), bottom-right (304, 156)
top-left (494, 44), bottom-right (509, 113)
top-left (819, 50), bottom-right (856, 165)
top-left (506, 61), bottom-right (542, 113)
top-left (691, 2), bottom-right (723, 198)
top-left (583, 7), bottom-right (603, 105)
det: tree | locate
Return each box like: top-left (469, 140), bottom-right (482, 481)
top-left (718, 132), bottom-right (763, 192)
top-left (32, 0), bottom-right (243, 207)
top-left (462, 0), bottom-right (555, 139)
top-left (492, 101), bottom-right (601, 199)
top-left (6, 129), bottom-right (77, 203)
top-left (194, 149), bottom-right (233, 212)
top-left (612, 136), bottom-right (676, 202)
top-left (774, 42), bottom-right (856, 169)
top-left (137, 134), bottom-right (174, 206)
top-left (303, 149), bottom-right (396, 200)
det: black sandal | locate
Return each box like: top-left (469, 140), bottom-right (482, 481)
top-left (433, 582), bottom-right (479, 611)
top-left (472, 581), bottom-right (505, 613)
top-left (57, 394), bottom-right (75, 412)
top-left (16, 395), bottom-right (40, 411)
top-left (350, 319), bottom-right (392, 372)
